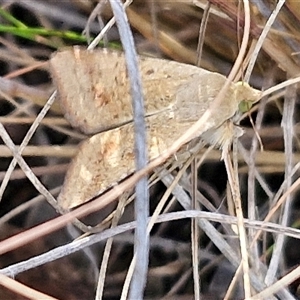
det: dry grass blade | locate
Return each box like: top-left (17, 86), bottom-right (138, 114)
top-left (1, 1), bottom-right (300, 299)
top-left (0, 273), bottom-right (58, 300)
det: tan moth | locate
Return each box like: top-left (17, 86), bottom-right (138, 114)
top-left (50, 47), bottom-right (261, 209)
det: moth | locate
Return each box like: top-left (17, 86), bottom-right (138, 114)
top-left (50, 47), bottom-right (261, 209)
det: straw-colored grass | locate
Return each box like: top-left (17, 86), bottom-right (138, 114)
top-left (0, 1), bottom-right (300, 299)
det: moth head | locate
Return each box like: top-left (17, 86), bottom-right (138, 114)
top-left (235, 81), bottom-right (262, 112)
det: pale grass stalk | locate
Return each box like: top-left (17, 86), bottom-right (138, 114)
top-left (0, 115), bottom-right (87, 140)
top-left (224, 263), bottom-right (243, 300)
top-left (224, 150), bottom-right (251, 298)
top-left (0, 164), bottom-right (68, 181)
top-left (261, 76), bottom-right (300, 99)
top-left (96, 195), bottom-right (128, 299)
top-left (5, 60), bottom-right (47, 78)
top-left (87, 0), bottom-right (133, 50)
top-left (0, 89), bottom-right (31, 116)
top-left (224, 4), bottom-right (251, 293)
top-left (267, 161), bottom-right (300, 214)
top-left (247, 79), bottom-right (270, 273)
top-left (121, 151), bottom-right (199, 299)
top-left (0, 75), bottom-right (56, 111)
top-left (245, 0), bottom-right (285, 82)
top-left (165, 269), bottom-right (192, 297)
top-left (0, 91), bottom-right (57, 200)
top-left (252, 177), bottom-right (300, 246)
top-left (265, 82), bottom-right (296, 285)
top-left (108, 1), bottom-right (149, 298)
top-left (126, 7), bottom-right (197, 64)
top-left (160, 171), bottom-right (255, 294)
top-left (2, 210), bottom-right (300, 278)
top-left (0, 273), bottom-right (58, 300)
top-left (0, 122), bottom-right (89, 232)
top-left (0, 187), bottom-right (60, 226)
top-left (0, 123), bottom-right (58, 210)
top-left (86, 170), bottom-right (164, 236)
top-left (191, 160), bottom-right (200, 299)
top-left (196, 1), bottom-right (210, 66)
top-left (235, 40), bottom-right (256, 81)
top-left (0, 145), bottom-right (76, 158)
top-left (238, 145), bottom-right (275, 199)
top-left (248, 264), bottom-right (300, 300)
top-left (0, 116), bottom-right (68, 126)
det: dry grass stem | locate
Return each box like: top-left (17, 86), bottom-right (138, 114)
top-left (1, 1), bottom-right (300, 298)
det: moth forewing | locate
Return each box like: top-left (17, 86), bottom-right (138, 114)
top-left (174, 74), bottom-right (235, 128)
top-left (58, 113), bottom-right (196, 209)
top-left (50, 48), bottom-right (211, 135)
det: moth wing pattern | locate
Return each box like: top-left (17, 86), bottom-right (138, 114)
top-left (58, 112), bottom-right (194, 208)
top-left (50, 48), bottom-right (211, 135)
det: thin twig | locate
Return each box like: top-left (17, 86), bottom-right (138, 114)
top-left (108, 1), bottom-right (149, 298)
top-left (3, 209), bottom-right (300, 278)
top-left (265, 79), bottom-right (296, 285)
top-left (224, 149), bottom-right (251, 298)
top-left (245, 0), bottom-right (285, 82)
top-left (196, 1), bottom-right (210, 66)
top-left (0, 273), bottom-right (58, 300)
top-left (0, 91), bottom-right (57, 201)
top-left (191, 159), bottom-right (200, 299)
